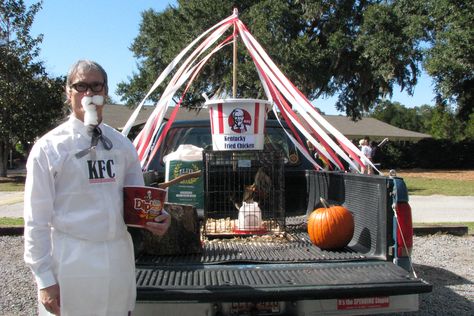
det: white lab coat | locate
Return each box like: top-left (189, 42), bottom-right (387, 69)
top-left (24, 116), bottom-right (144, 315)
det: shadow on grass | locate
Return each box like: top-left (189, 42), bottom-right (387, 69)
top-left (0, 175), bottom-right (26, 184)
top-left (407, 187), bottom-right (424, 194)
top-left (0, 176), bottom-right (26, 191)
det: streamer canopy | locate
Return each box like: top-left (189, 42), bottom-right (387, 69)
top-left (122, 12), bottom-right (377, 174)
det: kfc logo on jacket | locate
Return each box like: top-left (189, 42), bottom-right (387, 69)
top-left (87, 159), bottom-right (116, 183)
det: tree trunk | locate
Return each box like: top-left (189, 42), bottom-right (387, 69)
top-left (0, 139), bottom-right (8, 177)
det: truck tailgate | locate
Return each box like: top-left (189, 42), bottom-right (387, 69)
top-left (135, 232), bottom-right (431, 301)
top-left (136, 261), bottom-right (430, 301)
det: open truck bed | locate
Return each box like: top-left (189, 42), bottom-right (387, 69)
top-left (133, 169), bottom-right (431, 315)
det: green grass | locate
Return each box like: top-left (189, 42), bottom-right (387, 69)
top-left (461, 222), bottom-right (474, 234)
top-left (0, 217), bottom-right (24, 226)
top-left (2, 175), bottom-right (472, 195)
top-left (2, 171), bottom-right (473, 195)
top-left (404, 177), bottom-right (474, 196)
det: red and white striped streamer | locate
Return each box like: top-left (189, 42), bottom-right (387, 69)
top-left (128, 14), bottom-right (238, 167)
top-left (126, 12), bottom-right (379, 173)
top-left (122, 13), bottom-right (238, 138)
top-left (143, 35), bottom-right (235, 169)
top-left (235, 20), bottom-right (378, 173)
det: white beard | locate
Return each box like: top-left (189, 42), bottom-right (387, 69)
top-left (81, 95), bottom-right (104, 126)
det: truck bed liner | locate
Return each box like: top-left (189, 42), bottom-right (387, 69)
top-left (136, 231), bottom-right (366, 266)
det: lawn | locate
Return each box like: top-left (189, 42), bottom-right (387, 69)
top-left (394, 169), bottom-right (474, 196)
top-left (1, 170), bottom-right (474, 195)
top-left (0, 217), bottom-right (23, 226)
top-left (404, 177), bottom-right (474, 196)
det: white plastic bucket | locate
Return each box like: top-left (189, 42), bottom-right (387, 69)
top-left (207, 98), bottom-right (270, 151)
top-left (237, 201), bottom-right (263, 231)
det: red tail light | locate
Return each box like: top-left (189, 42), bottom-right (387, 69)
top-left (395, 202), bottom-right (413, 257)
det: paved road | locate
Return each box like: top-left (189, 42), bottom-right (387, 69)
top-left (1, 191), bottom-right (473, 223)
top-left (409, 195), bottom-right (474, 223)
top-left (0, 192), bottom-right (24, 218)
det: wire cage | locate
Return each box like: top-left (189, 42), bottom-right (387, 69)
top-left (203, 150), bottom-right (285, 236)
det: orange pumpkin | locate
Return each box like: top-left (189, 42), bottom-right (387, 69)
top-left (307, 198), bottom-right (354, 249)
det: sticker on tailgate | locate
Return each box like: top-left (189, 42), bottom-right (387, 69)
top-left (229, 301), bottom-right (281, 315)
top-left (337, 297), bottom-right (390, 310)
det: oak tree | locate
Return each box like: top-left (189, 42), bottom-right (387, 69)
top-left (0, 0), bottom-right (65, 176)
top-left (118, 0), bottom-right (425, 119)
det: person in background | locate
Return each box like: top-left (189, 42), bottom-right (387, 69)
top-left (369, 140), bottom-right (377, 159)
top-left (359, 137), bottom-right (373, 174)
top-left (370, 140), bottom-right (379, 171)
top-left (372, 137), bottom-right (389, 163)
top-left (306, 140), bottom-right (329, 170)
top-left (23, 60), bottom-right (171, 315)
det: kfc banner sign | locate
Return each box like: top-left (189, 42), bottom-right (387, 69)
top-left (207, 99), bottom-right (269, 151)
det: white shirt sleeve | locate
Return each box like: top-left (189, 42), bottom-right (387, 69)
top-left (124, 140), bottom-right (145, 186)
top-left (23, 142), bottom-right (58, 289)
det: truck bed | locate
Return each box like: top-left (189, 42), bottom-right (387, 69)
top-left (135, 230), bottom-right (429, 302)
top-left (135, 170), bottom-right (431, 305)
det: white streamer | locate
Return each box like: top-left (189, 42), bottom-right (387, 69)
top-left (136, 18), bottom-right (236, 167)
top-left (128, 15), bottom-right (380, 173)
top-left (236, 20), bottom-right (379, 172)
top-left (122, 13), bottom-right (238, 137)
top-left (236, 21), bottom-right (358, 171)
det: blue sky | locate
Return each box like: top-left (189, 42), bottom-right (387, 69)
top-left (26, 0), bottom-right (436, 115)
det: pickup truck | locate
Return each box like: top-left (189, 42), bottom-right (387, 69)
top-left (130, 119), bottom-right (432, 315)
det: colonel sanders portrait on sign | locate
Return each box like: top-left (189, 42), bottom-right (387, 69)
top-left (229, 108), bottom-right (251, 133)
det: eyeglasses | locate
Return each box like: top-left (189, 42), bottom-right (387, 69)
top-left (70, 82), bottom-right (105, 93)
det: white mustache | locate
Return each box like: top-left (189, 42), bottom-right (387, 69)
top-left (81, 95), bottom-right (104, 107)
top-left (81, 95), bottom-right (104, 126)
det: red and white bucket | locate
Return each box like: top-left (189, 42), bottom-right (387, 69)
top-left (207, 99), bottom-right (270, 151)
top-left (123, 186), bottom-right (167, 228)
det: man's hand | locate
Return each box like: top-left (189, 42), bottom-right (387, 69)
top-left (40, 283), bottom-right (61, 315)
top-left (145, 210), bottom-right (171, 236)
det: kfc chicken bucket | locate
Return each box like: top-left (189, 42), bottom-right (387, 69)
top-left (207, 98), bottom-right (270, 151)
top-left (123, 186), bottom-right (167, 228)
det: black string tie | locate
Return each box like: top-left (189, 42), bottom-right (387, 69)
top-left (75, 126), bottom-right (113, 159)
